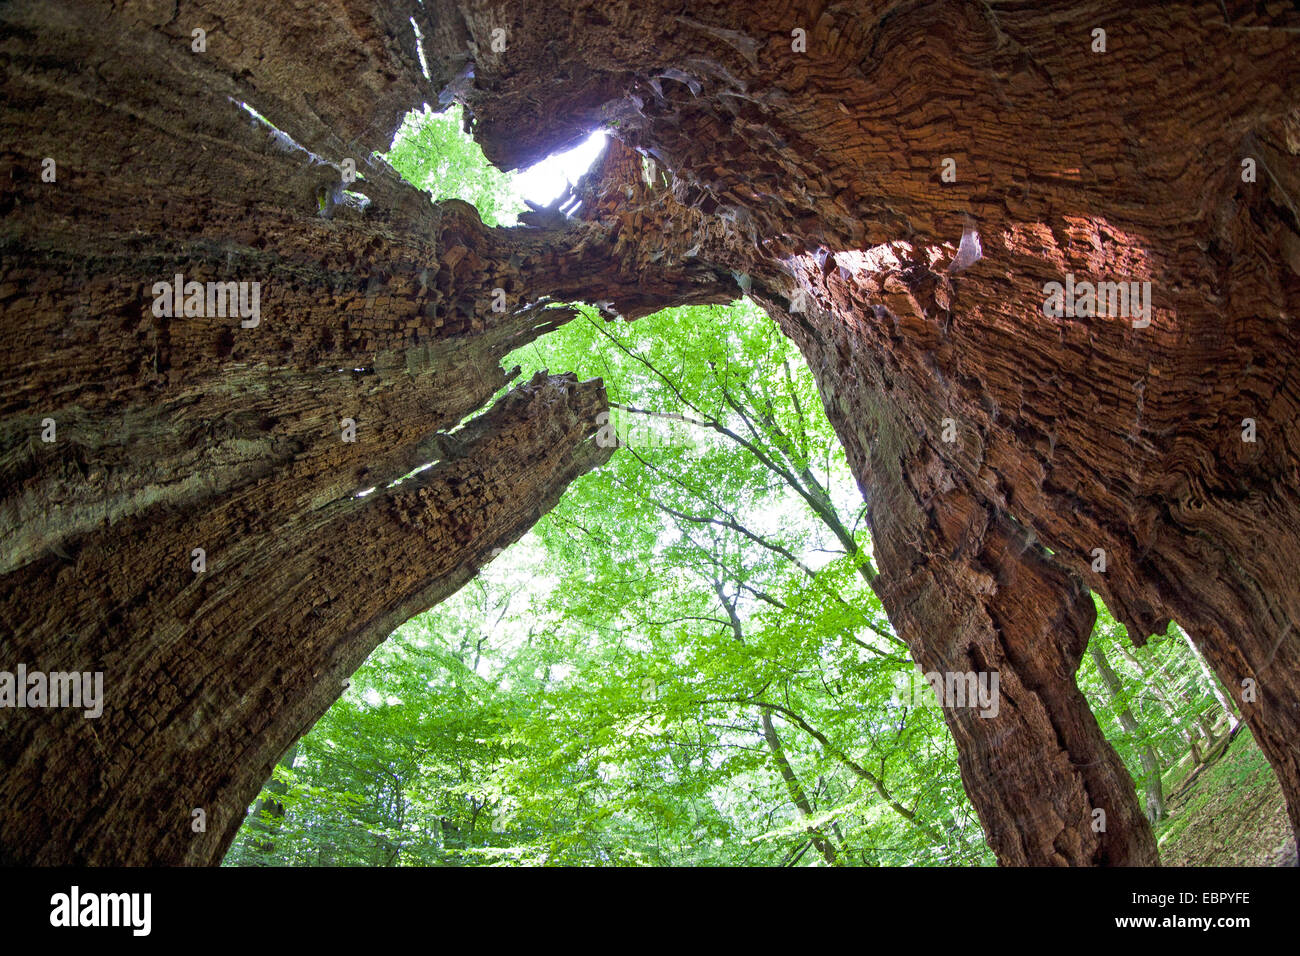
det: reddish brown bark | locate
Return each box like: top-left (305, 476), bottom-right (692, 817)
top-left (0, 367), bottom-right (612, 865)
top-left (2, 0), bottom-right (1299, 866)
top-left (0, 0), bottom-right (636, 865)
top-left (419, 0), bottom-right (1300, 864)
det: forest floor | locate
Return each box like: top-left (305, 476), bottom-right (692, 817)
top-left (1156, 725), bottom-right (1297, 866)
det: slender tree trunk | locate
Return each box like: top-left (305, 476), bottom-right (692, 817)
top-left (1088, 646), bottom-right (1166, 824)
top-left (760, 709), bottom-right (840, 866)
top-left (713, 580), bottom-right (840, 864)
top-left (1181, 629), bottom-right (1242, 734)
top-left (1113, 641), bottom-right (1216, 755)
top-left (246, 743), bottom-right (300, 862)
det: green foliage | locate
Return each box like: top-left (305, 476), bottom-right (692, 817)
top-left (382, 105), bottom-right (525, 226)
top-left (1078, 598), bottom-right (1238, 806)
top-left (225, 299), bottom-right (1000, 866)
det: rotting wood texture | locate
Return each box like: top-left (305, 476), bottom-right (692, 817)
top-left (2, 0), bottom-right (1298, 865)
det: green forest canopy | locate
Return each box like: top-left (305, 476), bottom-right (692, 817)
top-left (224, 106), bottom-right (1240, 867)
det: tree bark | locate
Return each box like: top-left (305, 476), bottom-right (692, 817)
top-left (0, 368), bottom-right (612, 865)
top-left (1180, 628), bottom-right (1242, 733)
top-left (442, 0), bottom-right (1300, 861)
top-left (2, 0), bottom-right (1299, 866)
top-left (244, 743), bottom-right (300, 862)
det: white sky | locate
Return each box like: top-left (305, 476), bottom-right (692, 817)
top-left (512, 130), bottom-right (608, 205)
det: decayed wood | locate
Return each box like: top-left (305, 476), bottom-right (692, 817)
top-left (2, 0), bottom-right (1299, 866)
top-left (0, 367), bottom-right (611, 864)
top-left (435, 0), bottom-right (1300, 864)
top-left (0, 0), bottom-right (633, 865)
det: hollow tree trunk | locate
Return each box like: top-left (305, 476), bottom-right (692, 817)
top-left (3, 0), bottom-right (1299, 867)
top-left (0, 0), bottom-right (677, 865)
top-left (440, 0), bottom-right (1300, 862)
